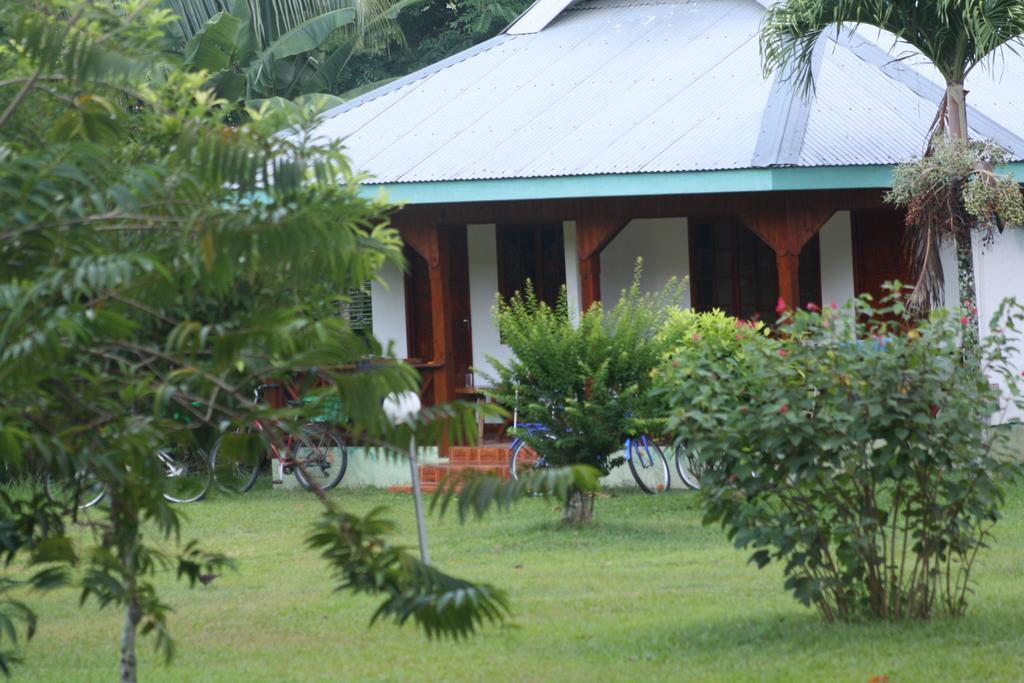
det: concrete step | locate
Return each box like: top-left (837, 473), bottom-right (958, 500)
top-left (387, 461), bottom-right (510, 493)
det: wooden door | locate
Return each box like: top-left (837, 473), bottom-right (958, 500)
top-left (851, 210), bottom-right (913, 302)
top-left (441, 225), bottom-right (474, 388)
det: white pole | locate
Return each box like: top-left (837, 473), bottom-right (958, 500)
top-left (407, 433), bottom-right (430, 565)
top-left (383, 392), bottom-right (430, 565)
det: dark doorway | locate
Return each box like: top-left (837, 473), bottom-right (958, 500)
top-left (851, 209), bottom-right (914, 302)
top-left (404, 245), bottom-right (433, 363)
top-left (689, 219), bottom-right (821, 323)
top-left (442, 225), bottom-right (474, 388)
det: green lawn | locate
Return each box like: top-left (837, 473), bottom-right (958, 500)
top-left (11, 480), bottom-right (1024, 682)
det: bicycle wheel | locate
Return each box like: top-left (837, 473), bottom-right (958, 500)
top-left (509, 440), bottom-right (548, 480)
top-left (674, 444), bottom-right (702, 490)
top-left (45, 470), bottom-right (105, 510)
top-left (161, 447), bottom-right (212, 503)
top-left (210, 432), bottom-right (261, 493)
top-left (627, 438), bottom-right (670, 494)
top-left (292, 426), bottom-right (348, 491)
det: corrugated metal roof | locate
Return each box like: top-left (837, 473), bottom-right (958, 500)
top-left (310, 0), bottom-right (1024, 185)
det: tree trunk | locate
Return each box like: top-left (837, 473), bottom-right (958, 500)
top-left (561, 485), bottom-right (594, 526)
top-left (945, 81), bottom-right (979, 350)
top-left (945, 83), bottom-right (968, 142)
top-left (119, 598), bottom-right (142, 683)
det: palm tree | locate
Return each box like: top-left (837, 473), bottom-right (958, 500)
top-left (759, 0), bottom-right (1024, 314)
top-left (165, 0), bottom-right (410, 101)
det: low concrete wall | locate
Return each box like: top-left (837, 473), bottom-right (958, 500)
top-left (274, 446), bottom-right (442, 490)
top-left (275, 445), bottom-right (653, 490)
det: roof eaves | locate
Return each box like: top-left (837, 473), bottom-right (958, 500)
top-left (834, 30), bottom-right (1024, 158)
top-left (316, 34), bottom-right (517, 122)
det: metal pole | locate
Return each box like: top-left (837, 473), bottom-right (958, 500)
top-left (407, 434), bottom-right (430, 565)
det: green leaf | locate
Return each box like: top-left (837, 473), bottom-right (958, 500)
top-left (184, 11), bottom-right (247, 72)
top-left (263, 8), bottom-right (356, 61)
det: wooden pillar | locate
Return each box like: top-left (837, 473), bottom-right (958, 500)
top-left (738, 193), bottom-right (836, 311)
top-left (776, 252), bottom-right (801, 310)
top-left (579, 254), bottom-right (601, 313)
top-left (575, 216), bottom-right (627, 313)
top-left (399, 224), bottom-right (454, 407)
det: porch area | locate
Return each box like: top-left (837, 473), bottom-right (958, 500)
top-left (375, 189), bottom-right (958, 418)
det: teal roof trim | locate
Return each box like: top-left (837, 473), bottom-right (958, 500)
top-left (360, 163), bottom-right (1024, 205)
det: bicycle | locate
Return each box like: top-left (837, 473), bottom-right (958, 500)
top-left (673, 443), bottom-right (703, 490)
top-left (45, 446), bottom-right (213, 509)
top-left (507, 423), bottom-right (670, 494)
top-left (210, 384), bottom-right (348, 493)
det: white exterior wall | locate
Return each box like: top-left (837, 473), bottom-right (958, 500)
top-left (939, 240), bottom-right (960, 311)
top-left (975, 229), bottom-right (1024, 422)
top-left (466, 224), bottom-right (513, 383)
top-left (599, 217), bottom-right (691, 309)
top-left (370, 261), bottom-right (407, 359)
top-left (563, 221), bottom-right (582, 323)
top-left (818, 211), bottom-right (856, 307)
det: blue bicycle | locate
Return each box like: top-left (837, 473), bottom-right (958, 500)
top-left (507, 423), bottom-right (671, 494)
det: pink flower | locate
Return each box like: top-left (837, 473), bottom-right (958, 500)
top-left (735, 319), bottom-right (744, 329)
top-left (735, 333), bottom-right (743, 340)
top-left (971, 306), bottom-right (978, 316)
top-left (779, 404), bottom-right (789, 415)
top-left (960, 316), bottom-right (970, 325)
top-left (830, 301), bottom-right (838, 310)
top-left (778, 349), bottom-right (787, 358)
top-left (806, 302), bottom-right (820, 312)
top-left (776, 297), bottom-right (787, 315)
top-left (692, 333), bottom-right (701, 341)
top-left (822, 319), bottom-right (831, 329)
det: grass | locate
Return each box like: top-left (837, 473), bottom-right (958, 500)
top-left (9, 478), bottom-right (1024, 682)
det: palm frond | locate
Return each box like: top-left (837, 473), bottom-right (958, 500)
top-left (430, 465), bottom-right (602, 523)
top-left (308, 507), bottom-right (511, 640)
top-left (905, 219), bottom-right (946, 313)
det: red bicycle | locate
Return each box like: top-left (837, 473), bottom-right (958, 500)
top-left (210, 384), bottom-right (348, 493)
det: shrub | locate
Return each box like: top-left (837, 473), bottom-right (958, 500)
top-left (653, 309), bottom-right (772, 482)
top-left (657, 308), bottom-right (769, 362)
top-left (485, 275), bottom-right (683, 523)
top-left (662, 290), bottom-right (1024, 621)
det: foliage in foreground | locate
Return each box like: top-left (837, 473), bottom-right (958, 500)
top-left (0, 1), bottom-right (503, 678)
top-left (663, 290), bottom-right (1024, 621)
top-left (484, 274), bottom-right (683, 523)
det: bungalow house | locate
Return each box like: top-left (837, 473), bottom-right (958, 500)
top-left (312, 0), bottom-right (1024, 417)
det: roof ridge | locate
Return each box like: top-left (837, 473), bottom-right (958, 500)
top-left (751, 33), bottom-right (824, 167)
top-left (833, 29), bottom-right (1024, 159)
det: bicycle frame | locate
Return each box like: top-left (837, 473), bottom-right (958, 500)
top-left (511, 425), bottom-right (656, 470)
top-left (623, 435), bottom-right (656, 467)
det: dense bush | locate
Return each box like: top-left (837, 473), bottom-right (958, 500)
top-left (662, 291), bottom-right (1024, 621)
top-left (485, 276), bottom-right (682, 523)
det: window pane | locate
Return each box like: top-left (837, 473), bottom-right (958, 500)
top-left (496, 224), bottom-right (566, 308)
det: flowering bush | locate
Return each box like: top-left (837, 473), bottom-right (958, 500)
top-left (662, 290), bottom-right (1024, 621)
top-left (653, 309), bottom-right (773, 482)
